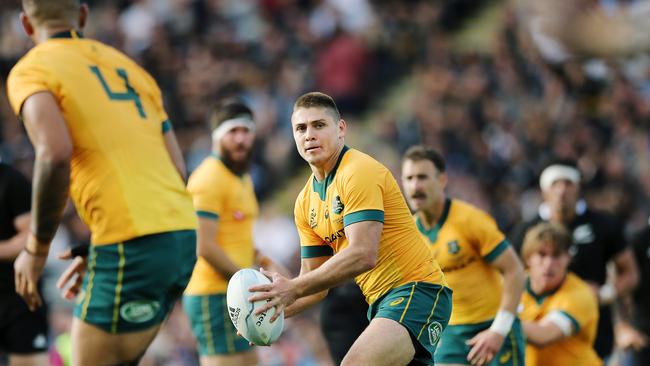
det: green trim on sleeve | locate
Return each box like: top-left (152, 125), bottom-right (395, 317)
top-left (343, 209), bottom-right (385, 227)
top-left (484, 239), bottom-right (510, 262)
top-left (301, 245), bottom-right (334, 258)
top-left (162, 119), bottom-right (172, 133)
top-left (196, 210), bottom-right (219, 220)
top-left (558, 310), bottom-right (581, 334)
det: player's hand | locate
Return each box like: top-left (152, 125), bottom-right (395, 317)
top-left (247, 267), bottom-right (297, 323)
top-left (466, 330), bottom-right (505, 366)
top-left (14, 236), bottom-right (48, 311)
top-left (56, 254), bottom-right (86, 300)
top-left (616, 320), bottom-right (649, 351)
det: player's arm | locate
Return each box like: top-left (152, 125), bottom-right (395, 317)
top-left (14, 91), bottom-right (72, 310)
top-left (250, 220), bottom-right (382, 320)
top-left (283, 256), bottom-right (330, 318)
top-left (467, 245), bottom-right (525, 365)
top-left (0, 213), bottom-right (30, 260)
top-left (255, 250), bottom-right (291, 278)
top-left (523, 312), bottom-right (575, 347)
top-left (196, 216), bottom-right (239, 279)
top-left (163, 127), bottom-right (187, 182)
top-left (609, 248), bottom-right (639, 303)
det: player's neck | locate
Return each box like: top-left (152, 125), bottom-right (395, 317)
top-left (420, 198), bottom-right (446, 228)
top-left (33, 26), bottom-right (76, 44)
top-left (312, 145), bottom-right (344, 181)
top-left (549, 208), bottom-right (575, 225)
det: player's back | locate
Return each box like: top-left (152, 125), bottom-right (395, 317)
top-left (7, 31), bottom-right (196, 245)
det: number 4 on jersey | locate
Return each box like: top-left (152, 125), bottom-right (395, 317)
top-left (89, 66), bottom-right (146, 118)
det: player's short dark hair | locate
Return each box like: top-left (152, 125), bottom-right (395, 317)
top-left (22, 0), bottom-right (80, 26)
top-left (293, 92), bottom-right (341, 121)
top-left (403, 145), bottom-right (446, 173)
top-left (208, 99), bottom-right (253, 130)
top-left (521, 222), bottom-right (572, 264)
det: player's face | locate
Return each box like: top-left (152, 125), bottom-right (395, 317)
top-left (526, 242), bottom-right (571, 292)
top-left (543, 179), bottom-right (579, 214)
top-left (401, 159), bottom-right (447, 212)
top-left (220, 126), bottom-right (255, 163)
top-left (291, 107), bottom-right (345, 167)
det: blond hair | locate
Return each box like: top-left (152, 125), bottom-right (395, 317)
top-left (521, 222), bottom-right (572, 264)
top-left (22, 0), bottom-right (80, 27)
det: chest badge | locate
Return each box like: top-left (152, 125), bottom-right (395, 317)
top-left (447, 240), bottom-right (460, 255)
top-left (332, 195), bottom-right (344, 215)
top-left (233, 211), bottom-right (244, 221)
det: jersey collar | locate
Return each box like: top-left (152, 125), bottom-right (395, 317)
top-left (415, 198), bottom-right (451, 243)
top-left (312, 145), bottom-right (349, 201)
top-left (49, 30), bottom-right (84, 39)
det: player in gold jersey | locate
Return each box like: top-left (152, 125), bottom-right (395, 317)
top-left (249, 92), bottom-right (451, 366)
top-left (401, 146), bottom-right (525, 366)
top-left (8, 1), bottom-right (197, 365)
top-left (519, 223), bottom-right (602, 366)
top-left (183, 100), bottom-right (281, 366)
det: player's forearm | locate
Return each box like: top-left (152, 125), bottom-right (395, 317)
top-left (613, 250), bottom-right (639, 296)
top-left (522, 321), bottom-right (562, 347)
top-left (197, 239), bottom-right (240, 279)
top-left (499, 264), bottom-right (525, 314)
top-left (284, 291), bottom-right (328, 318)
top-left (0, 232), bottom-right (28, 260)
top-left (30, 155), bottom-right (70, 249)
top-left (293, 244), bottom-right (374, 298)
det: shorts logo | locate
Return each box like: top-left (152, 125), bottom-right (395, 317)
top-left (499, 351), bottom-right (512, 364)
top-left (120, 300), bottom-right (160, 323)
top-left (32, 334), bottom-right (47, 349)
top-left (447, 240), bottom-right (460, 254)
top-left (332, 195), bottom-right (344, 215)
top-left (389, 297), bottom-right (404, 306)
top-left (428, 321), bottom-right (443, 345)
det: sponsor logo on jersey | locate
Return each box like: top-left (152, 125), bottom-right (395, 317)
top-left (573, 224), bottom-right (594, 244)
top-left (120, 300), bottom-right (160, 323)
top-left (389, 297), bottom-right (405, 306)
top-left (324, 229), bottom-right (346, 244)
top-left (428, 321), bottom-right (443, 345)
top-left (332, 195), bottom-right (344, 215)
top-left (309, 208), bottom-right (317, 229)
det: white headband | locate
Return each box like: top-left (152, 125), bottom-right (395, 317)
top-left (539, 164), bottom-right (581, 191)
top-left (211, 116), bottom-right (255, 142)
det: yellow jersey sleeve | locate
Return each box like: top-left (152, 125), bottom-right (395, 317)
top-left (552, 283), bottom-right (598, 335)
top-left (7, 53), bottom-right (58, 115)
top-left (340, 158), bottom-right (385, 226)
top-left (295, 190), bottom-right (333, 258)
top-left (140, 70), bottom-right (170, 127)
top-left (187, 161), bottom-right (224, 220)
top-left (465, 205), bottom-right (507, 262)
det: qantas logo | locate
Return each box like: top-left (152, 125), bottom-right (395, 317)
top-left (323, 229), bottom-right (345, 244)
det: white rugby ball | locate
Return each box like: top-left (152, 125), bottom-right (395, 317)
top-left (226, 268), bottom-right (284, 346)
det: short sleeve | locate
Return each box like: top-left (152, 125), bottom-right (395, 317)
top-left (340, 163), bottom-right (385, 227)
top-left (466, 207), bottom-right (508, 262)
top-left (7, 57), bottom-right (57, 116)
top-left (550, 284), bottom-right (598, 336)
top-left (295, 195), bottom-right (332, 258)
top-left (140, 68), bottom-right (169, 124)
top-left (187, 164), bottom-right (223, 220)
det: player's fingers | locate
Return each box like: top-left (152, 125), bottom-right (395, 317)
top-left (248, 283), bottom-right (272, 293)
top-left (253, 300), bottom-right (276, 315)
top-left (56, 257), bottom-right (83, 289)
top-left (270, 304), bottom-right (285, 323)
top-left (57, 249), bottom-right (73, 260)
top-left (248, 291), bottom-right (274, 303)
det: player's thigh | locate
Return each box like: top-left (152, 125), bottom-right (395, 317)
top-left (8, 354), bottom-right (48, 366)
top-left (199, 349), bottom-right (258, 366)
top-left (183, 294), bottom-right (252, 358)
top-left (71, 317), bottom-right (160, 366)
top-left (342, 317), bottom-right (415, 366)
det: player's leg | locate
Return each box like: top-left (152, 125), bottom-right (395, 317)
top-left (3, 294), bottom-right (49, 366)
top-left (72, 230), bottom-right (197, 365)
top-left (341, 317), bottom-right (415, 366)
top-left (183, 294), bottom-right (257, 366)
top-left (343, 282), bottom-right (452, 366)
top-left (71, 319), bottom-right (159, 365)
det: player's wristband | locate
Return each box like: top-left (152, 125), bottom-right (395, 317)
top-left (489, 310), bottom-right (515, 337)
top-left (598, 284), bottom-right (616, 304)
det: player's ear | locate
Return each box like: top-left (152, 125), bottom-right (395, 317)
top-left (78, 3), bottom-right (89, 29)
top-left (19, 12), bottom-right (35, 38)
top-left (439, 172), bottom-right (448, 189)
top-left (337, 119), bottom-right (346, 139)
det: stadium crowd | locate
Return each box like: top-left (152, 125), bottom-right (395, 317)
top-left (1, 0), bottom-right (649, 365)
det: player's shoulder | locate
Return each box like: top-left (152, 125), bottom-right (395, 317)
top-left (188, 156), bottom-right (224, 188)
top-left (449, 199), bottom-right (494, 223)
top-left (559, 273), bottom-right (598, 308)
top-left (337, 147), bottom-right (388, 179)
